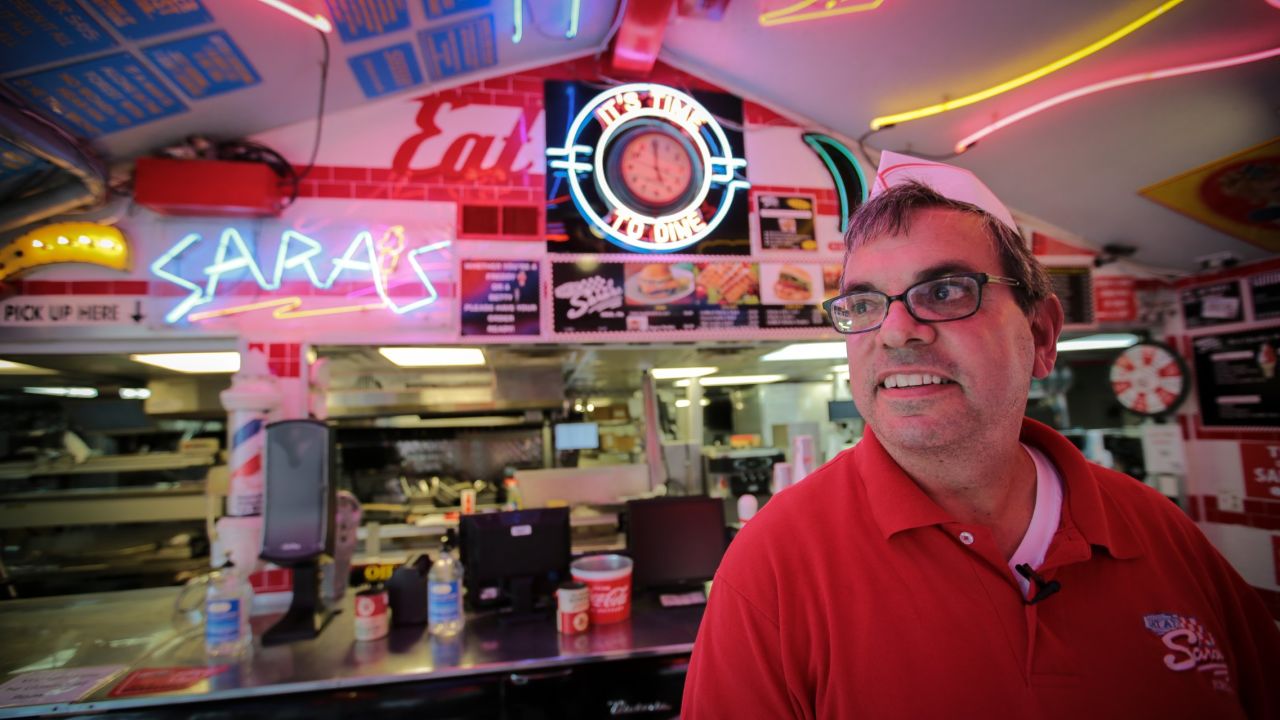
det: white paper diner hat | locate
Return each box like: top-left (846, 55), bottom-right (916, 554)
top-left (870, 151), bottom-right (1018, 232)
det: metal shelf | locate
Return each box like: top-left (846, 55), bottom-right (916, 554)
top-left (0, 451), bottom-right (216, 480)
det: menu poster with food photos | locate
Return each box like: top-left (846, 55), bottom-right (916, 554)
top-left (552, 260), bottom-right (831, 334)
top-left (1181, 280), bottom-right (1243, 329)
top-left (756, 193), bottom-right (818, 251)
top-left (1191, 326), bottom-right (1280, 427)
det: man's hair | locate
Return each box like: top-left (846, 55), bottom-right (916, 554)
top-left (841, 180), bottom-right (1053, 315)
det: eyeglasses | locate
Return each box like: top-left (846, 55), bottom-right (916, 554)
top-left (822, 272), bottom-right (1021, 335)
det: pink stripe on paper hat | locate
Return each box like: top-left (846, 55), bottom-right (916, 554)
top-left (871, 151), bottom-right (1018, 232)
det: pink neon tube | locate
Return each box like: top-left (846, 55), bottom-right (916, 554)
top-left (955, 46), bottom-right (1280, 154)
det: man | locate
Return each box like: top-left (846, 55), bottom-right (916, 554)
top-left (682, 152), bottom-right (1280, 719)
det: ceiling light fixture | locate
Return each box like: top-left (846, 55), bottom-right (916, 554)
top-left (759, 0), bottom-right (886, 27)
top-left (675, 399), bottom-right (692, 408)
top-left (0, 360), bottom-right (55, 374)
top-left (651, 367), bottom-right (719, 379)
top-left (761, 342), bottom-right (847, 362)
top-left (24, 386), bottom-right (98, 398)
top-left (255, 0), bottom-right (333, 33)
top-left (131, 352), bottom-right (241, 373)
top-left (869, 0), bottom-right (1182, 130)
top-left (955, 45), bottom-right (1280, 153)
top-left (119, 388), bottom-right (152, 400)
top-left (1056, 334), bottom-right (1141, 352)
top-left (378, 347), bottom-right (486, 367)
top-left (699, 374), bottom-right (787, 387)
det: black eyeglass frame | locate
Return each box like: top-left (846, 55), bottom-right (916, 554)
top-left (822, 272), bottom-right (1021, 335)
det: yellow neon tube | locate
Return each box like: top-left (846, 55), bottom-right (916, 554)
top-left (760, 0), bottom-right (885, 28)
top-left (869, 0), bottom-right (1182, 130)
top-left (188, 297), bottom-right (385, 323)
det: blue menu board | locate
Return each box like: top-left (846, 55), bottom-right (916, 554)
top-left (348, 42), bottom-right (423, 98)
top-left (418, 13), bottom-right (496, 81)
top-left (91, 0), bottom-right (214, 40)
top-left (0, 1), bottom-right (115, 73)
top-left (0, 138), bottom-right (53, 188)
top-left (143, 31), bottom-right (260, 99)
top-left (10, 53), bottom-right (186, 137)
top-left (324, 0), bottom-right (410, 43)
top-left (423, 0), bottom-right (491, 21)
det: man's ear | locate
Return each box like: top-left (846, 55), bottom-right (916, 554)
top-left (1030, 295), bottom-right (1064, 379)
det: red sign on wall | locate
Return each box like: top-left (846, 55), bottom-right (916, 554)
top-left (1240, 442), bottom-right (1280, 500)
top-left (1093, 275), bottom-right (1138, 324)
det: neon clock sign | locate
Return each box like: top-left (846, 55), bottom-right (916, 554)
top-left (150, 226), bottom-right (449, 324)
top-left (546, 83), bottom-right (749, 253)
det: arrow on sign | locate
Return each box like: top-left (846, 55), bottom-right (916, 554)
top-left (131, 301), bottom-right (145, 324)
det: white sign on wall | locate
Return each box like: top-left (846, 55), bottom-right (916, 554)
top-left (0, 296), bottom-right (145, 326)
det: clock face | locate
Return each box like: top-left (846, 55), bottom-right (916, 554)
top-left (606, 124), bottom-right (701, 213)
top-left (1110, 342), bottom-right (1189, 416)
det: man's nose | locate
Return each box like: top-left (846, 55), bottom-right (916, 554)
top-left (877, 300), bottom-right (934, 348)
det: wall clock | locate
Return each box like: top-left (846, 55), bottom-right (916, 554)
top-left (546, 82), bottom-right (748, 253)
top-left (1109, 340), bottom-right (1190, 416)
top-left (603, 120), bottom-right (702, 215)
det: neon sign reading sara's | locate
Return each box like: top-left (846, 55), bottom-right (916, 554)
top-left (547, 83), bottom-right (749, 254)
top-left (150, 227), bottom-right (450, 323)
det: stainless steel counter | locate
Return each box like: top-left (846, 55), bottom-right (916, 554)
top-left (0, 585), bottom-right (703, 717)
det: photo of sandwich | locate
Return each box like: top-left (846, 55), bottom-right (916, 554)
top-left (625, 263), bottom-right (695, 305)
top-left (823, 264), bottom-right (843, 298)
top-left (696, 262), bottom-right (759, 305)
top-left (773, 264), bottom-right (814, 303)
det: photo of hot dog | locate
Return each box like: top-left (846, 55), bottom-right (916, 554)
top-left (696, 262), bottom-right (759, 305)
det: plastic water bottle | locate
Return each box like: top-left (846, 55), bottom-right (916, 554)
top-left (428, 529), bottom-right (465, 637)
top-left (205, 559), bottom-right (253, 658)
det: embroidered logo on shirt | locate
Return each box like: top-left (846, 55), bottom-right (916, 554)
top-left (1143, 613), bottom-right (1232, 693)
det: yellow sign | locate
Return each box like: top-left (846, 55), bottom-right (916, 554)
top-left (0, 222), bottom-right (130, 281)
top-left (1140, 138), bottom-right (1280, 253)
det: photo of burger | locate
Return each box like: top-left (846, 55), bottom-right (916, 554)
top-left (625, 263), bottom-right (695, 304)
top-left (772, 264), bottom-right (815, 303)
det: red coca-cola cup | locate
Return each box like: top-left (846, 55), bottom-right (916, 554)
top-left (569, 553), bottom-right (633, 624)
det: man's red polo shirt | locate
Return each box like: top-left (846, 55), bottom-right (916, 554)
top-left (682, 419), bottom-right (1280, 719)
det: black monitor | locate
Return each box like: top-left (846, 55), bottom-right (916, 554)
top-left (626, 496), bottom-right (727, 592)
top-left (458, 507), bottom-right (571, 616)
top-left (828, 400), bottom-right (861, 422)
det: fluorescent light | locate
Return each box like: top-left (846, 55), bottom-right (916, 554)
top-left (131, 352), bottom-right (241, 373)
top-left (869, 0), bottom-right (1182, 130)
top-left (379, 347), bottom-right (486, 367)
top-left (831, 364), bottom-right (850, 374)
top-left (1056, 334), bottom-right (1141, 352)
top-left (0, 360), bottom-right (55, 374)
top-left (25, 386), bottom-right (98, 398)
top-left (652, 367), bottom-right (718, 380)
top-left (761, 343), bottom-right (847, 362)
top-left (675, 399), bottom-right (691, 408)
top-left (674, 379), bottom-right (691, 388)
top-left (699, 374), bottom-right (787, 387)
top-left (119, 388), bottom-right (152, 400)
top-left (255, 0), bottom-right (333, 33)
